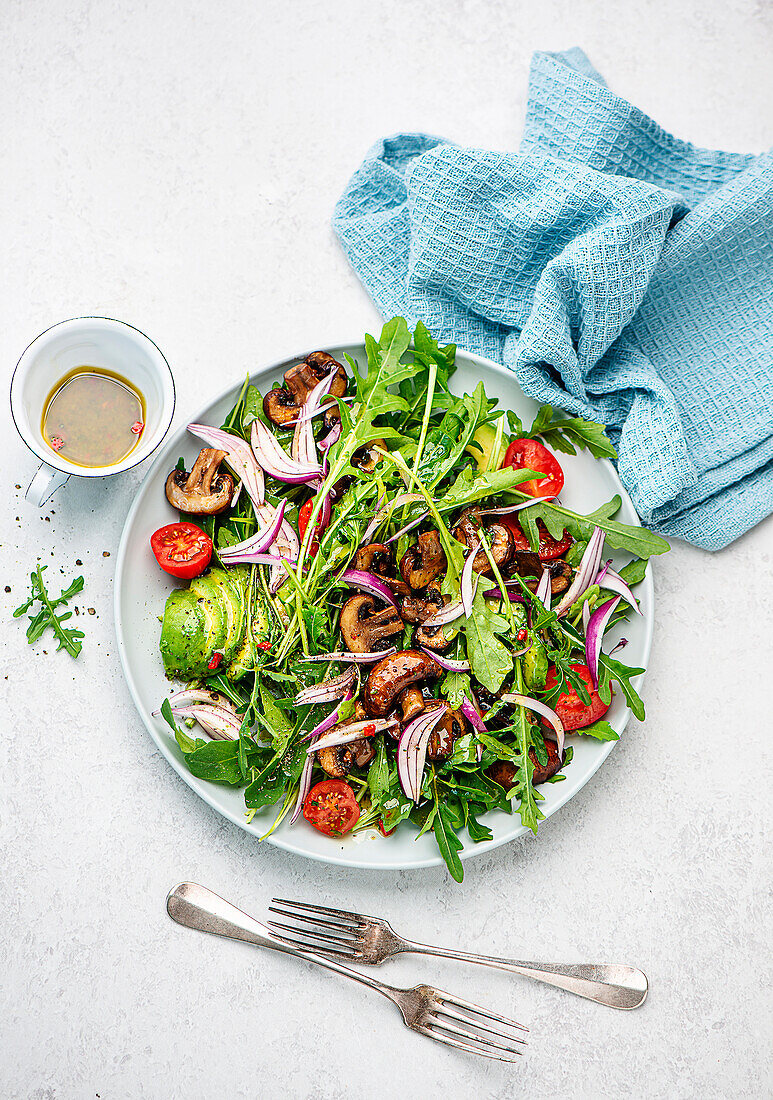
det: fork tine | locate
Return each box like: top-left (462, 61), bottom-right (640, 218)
top-left (267, 919), bottom-right (359, 954)
top-left (430, 1006), bottom-right (528, 1046)
top-left (428, 1017), bottom-right (526, 1057)
top-left (419, 1028), bottom-right (522, 1063)
top-left (271, 897), bottom-right (363, 924)
top-left (266, 926), bottom-right (359, 960)
top-left (437, 993), bottom-right (529, 1033)
top-left (267, 906), bottom-right (361, 940)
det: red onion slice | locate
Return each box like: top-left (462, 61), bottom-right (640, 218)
top-left (219, 500), bottom-right (287, 562)
top-left (595, 567), bottom-right (642, 615)
top-left (300, 647), bottom-right (397, 664)
top-left (553, 526), bottom-right (605, 618)
top-left (479, 495), bottom-right (552, 517)
top-left (309, 716), bottom-right (399, 754)
top-left (317, 422), bottom-right (341, 453)
top-left (535, 568), bottom-right (551, 609)
top-left (160, 702), bottom-right (243, 741)
top-left (419, 647), bottom-right (470, 672)
top-left (251, 419), bottom-right (322, 483)
top-left (300, 688), bottom-right (356, 742)
top-left (294, 666), bottom-right (357, 707)
top-left (340, 569), bottom-right (399, 608)
top-left (397, 706), bottom-right (447, 802)
top-left (361, 493), bottom-right (425, 543)
top-left (460, 693), bottom-right (487, 733)
top-left (290, 752), bottom-right (315, 824)
top-left (501, 692), bottom-right (565, 758)
top-left (385, 511), bottom-right (429, 545)
top-left (188, 423), bottom-right (265, 507)
top-left (421, 599), bottom-right (465, 628)
top-left (461, 538), bottom-right (482, 618)
top-left (582, 601), bottom-right (591, 635)
top-left (585, 596), bottom-right (621, 688)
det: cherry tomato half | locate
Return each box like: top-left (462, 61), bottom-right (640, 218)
top-left (298, 498), bottom-right (325, 557)
top-left (150, 522), bottom-right (213, 579)
top-left (500, 516), bottom-right (573, 562)
top-left (303, 779), bottom-right (360, 837)
top-left (544, 663), bottom-right (610, 731)
top-left (502, 438), bottom-right (564, 499)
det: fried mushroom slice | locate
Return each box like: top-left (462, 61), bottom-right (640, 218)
top-left (165, 449), bottom-right (234, 514)
top-left (399, 530), bottom-right (446, 590)
top-left (426, 702), bottom-right (467, 762)
top-left (453, 508), bottom-right (514, 575)
top-left (355, 543), bottom-right (395, 578)
top-left (510, 552), bottom-right (573, 596)
top-left (263, 350), bottom-right (348, 428)
top-left (339, 595), bottom-right (403, 654)
top-left (363, 649), bottom-right (442, 717)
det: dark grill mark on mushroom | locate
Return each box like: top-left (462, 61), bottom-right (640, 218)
top-left (454, 508), bottom-right (514, 575)
top-left (399, 530), bottom-right (446, 590)
top-left (165, 449), bottom-right (234, 515)
top-left (339, 594), bottom-right (403, 654)
top-left (363, 649), bottom-right (442, 717)
top-left (263, 350), bottom-right (348, 428)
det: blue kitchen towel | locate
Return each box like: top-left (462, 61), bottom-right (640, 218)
top-left (333, 48), bottom-right (773, 550)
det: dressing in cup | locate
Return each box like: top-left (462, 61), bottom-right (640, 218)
top-left (11, 317), bottom-right (175, 505)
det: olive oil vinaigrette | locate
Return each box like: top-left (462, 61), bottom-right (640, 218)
top-left (42, 367), bottom-right (145, 467)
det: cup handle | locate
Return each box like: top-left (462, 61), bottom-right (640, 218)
top-left (26, 464), bottom-right (70, 506)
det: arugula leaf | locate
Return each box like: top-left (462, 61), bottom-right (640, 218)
top-left (597, 654), bottom-right (646, 720)
top-left (464, 588), bottom-right (512, 693)
top-left (574, 719), bottom-right (619, 741)
top-left (526, 405), bottom-right (618, 460)
top-left (517, 495), bottom-right (670, 559)
top-left (367, 738), bottom-right (391, 808)
top-left (617, 558), bottom-right (648, 586)
top-left (433, 799), bottom-right (465, 882)
top-left (14, 565), bottom-right (85, 658)
top-left (257, 684), bottom-right (294, 752)
top-left (438, 465), bottom-right (543, 513)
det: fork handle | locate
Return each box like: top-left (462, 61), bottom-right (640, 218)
top-left (166, 883), bottom-right (398, 1001)
top-left (402, 944), bottom-right (647, 1009)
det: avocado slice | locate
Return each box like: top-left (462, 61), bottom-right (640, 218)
top-left (160, 586), bottom-right (227, 679)
top-left (191, 567), bottom-right (245, 661)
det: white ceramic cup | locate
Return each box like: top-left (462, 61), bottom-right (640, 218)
top-left (11, 317), bottom-right (175, 506)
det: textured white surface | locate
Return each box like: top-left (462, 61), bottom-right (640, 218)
top-left (1, 2), bottom-right (772, 1097)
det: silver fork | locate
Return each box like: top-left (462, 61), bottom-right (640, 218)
top-left (268, 898), bottom-right (648, 1010)
top-left (167, 883), bottom-right (528, 1062)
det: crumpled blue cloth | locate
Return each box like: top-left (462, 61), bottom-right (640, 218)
top-left (333, 48), bottom-right (773, 550)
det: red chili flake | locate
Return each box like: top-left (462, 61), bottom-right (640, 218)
top-left (377, 820), bottom-right (397, 837)
top-left (130, 421), bottom-right (144, 435)
top-left (516, 628), bottom-right (528, 643)
top-left (256, 641), bottom-right (272, 651)
top-left (363, 723), bottom-right (376, 737)
top-left (50, 436), bottom-right (65, 451)
top-left (207, 652), bottom-right (223, 670)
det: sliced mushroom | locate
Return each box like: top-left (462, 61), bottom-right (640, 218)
top-left (317, 732), bottom-right (376, 776)
top-left (427, 702), bottom-right (467, 762)
top-left (399, 530), bottom-right (446, 590)
top-left (352, 438), bottom-right (387, 474)
top-left (355, 543), bottom-right (395, 578)
top-left (165, 449), bottom-right (234, 514)
top-left (396, 685), bottom-right (425, 723)
top-left (263, 350), bottom-right (347, 428)
top-left (339, 594), bottom-right (403, 654)
top-left (511, 552), bottom-right (573, 596)
top-left (453, 509), bottom-right (514, 575)
top-left (415, 622), bottom-right (452, 651)
top-left (363, 649), bottom-right (442, 717)
top-left (399, 585), bottom-right (446, 625)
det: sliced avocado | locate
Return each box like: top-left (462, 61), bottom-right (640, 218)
top-left (160, 587), bottom-right (226, 679)
top-left (191, 568), bottom-right (243, 660)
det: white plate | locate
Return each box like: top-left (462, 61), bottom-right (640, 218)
top-left (115, 343), bottom-right (654, 870)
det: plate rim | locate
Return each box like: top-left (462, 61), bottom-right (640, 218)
top-left (114, 341), bottom-right (654, 871)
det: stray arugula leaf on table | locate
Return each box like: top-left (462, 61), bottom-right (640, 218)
top-left (13, 565), bottom-right (85, 658)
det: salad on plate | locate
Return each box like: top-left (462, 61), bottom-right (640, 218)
top-left (151, 318), bottom-right (668, 879)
